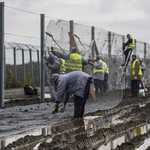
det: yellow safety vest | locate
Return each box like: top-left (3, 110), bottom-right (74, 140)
top-left (103, 61), bottom-right (109, 74)
top-left (127, 37), bottom-right (135, 49)
top-left (65, 53), bottom-right (82, 71)
top-left (131, 59), bottom-right (142, 76)
top-left (61, 59), bottom-right (65, 74)
top-left (93, 61), bottom-right (104, 73)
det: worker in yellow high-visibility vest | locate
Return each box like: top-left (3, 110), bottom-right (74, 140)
top-left (52, 47), bottom-right (88, 74)
top-left (121, 34), bottom-right (135, 66)
top-left (89, 55), bottom-right (104, 94)
top-left (130, 54), bottom-right (142, 97)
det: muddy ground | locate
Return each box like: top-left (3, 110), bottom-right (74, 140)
top-left (0, 88), bottom-right (150, 150)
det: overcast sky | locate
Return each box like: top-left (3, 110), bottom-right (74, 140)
top-left (3, 0), bottom-right (150, 46)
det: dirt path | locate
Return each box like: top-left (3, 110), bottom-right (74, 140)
top-left (0, 89), bottom-right (150, 149)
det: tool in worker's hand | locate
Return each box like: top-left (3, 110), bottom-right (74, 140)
top-left (74, 34), bottom-right (96, 63)
top-left (52, 104), bottom-right (59, 114)
top-left (60, 103), bottom-right (66, 113)
top-left (46, 32), bottom-right (67, 54)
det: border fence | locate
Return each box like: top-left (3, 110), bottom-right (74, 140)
top-left (0, 2), bottom-right (150, 108)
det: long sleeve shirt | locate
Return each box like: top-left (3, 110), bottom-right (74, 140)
top-left (55, 71), bottom-right (91, 104)
top-left (91, 61), bottom-right (104, 80)
top-left (124, 38), bottom-right (133, 48)
top-left (53, 51), bottom-right (88, 73)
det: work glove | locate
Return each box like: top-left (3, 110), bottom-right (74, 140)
top-left (51, 47), bottom-right (55, 53)
top-left (43, 55), bottom-right (45, 58)
top-left (52, 104), bottom-right (59, 114)
top-left (134, 76), bottom-right (137, 80)
top-left (48, 49), bottom-right (51, 55)
top-left (60, 103), bottom-right (67, 113)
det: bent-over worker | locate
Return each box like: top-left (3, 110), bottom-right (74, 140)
top-left (45, 54), bottom-right (62, 74)
top-left (51, 71), bottom-right (92, 118)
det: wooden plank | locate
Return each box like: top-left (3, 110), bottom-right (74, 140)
top-left (68, 32), bottom-right (96, 101)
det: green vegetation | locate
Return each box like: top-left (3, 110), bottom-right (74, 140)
top-left (5, 61), bottom-right (40, 89)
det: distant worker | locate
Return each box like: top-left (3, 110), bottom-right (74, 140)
top-left (122, 34), bottom-right (135, 66)
top-left (130, 54), bottom-right (142, 97)
top-left (139, 59), bottom-right (146, 78)
top-left (51, 71), bottom-right (92, 118)
top-left (52, 47), bottom-right (88, 73)
top-left (89, 55), bottom-right (104, 94)
top-left (101, 58), bottom-right (109, 92)
top-left (139, 59), bottom-right (146, 89)
top-left (44, 54), bottom-right (62, 74)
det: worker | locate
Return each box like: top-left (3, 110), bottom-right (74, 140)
top-left (51, 47), bottom-right (88, 73)
top-left (139, 59), bottom-right (146, 78)
top-left (61, 58), bottom-right (65, 74)
top-left (139, 59), bottom-right (146, 89)
top-left (121, 34), bottom-right (135, 66)
top-left (51, 71), bottom-right (92, 118)
top-left (130, 54), bottom-right (142, 97)
top-left (101, 58), bottom-right (109, 92)
top-left (89, 55), bottom-right (104, 94)
top-left (44, 54), bottom-right (62, 74)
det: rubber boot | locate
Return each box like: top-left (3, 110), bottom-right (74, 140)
top-left (52, 104), bottom-right (59, 114)
top-left (60, 103), bottom-right (67, 113)
top-left (135, 88), bottom-right (138, 97)
top-left (73, 103), bottom-right (83, 119)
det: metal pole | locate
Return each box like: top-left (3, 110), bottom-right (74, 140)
top-left (70, 20), bottom-right (74, 54)
top-left (29, 49), bottom-right (33, 78)
top-left (144, 42), bottom-right (146, 62)
top-left (122, 35), bottom-right (126, 89)
top-left (134, 39), bottom-right (136, 55)
top-left (4, 45), bottom-right (6, 89)
top-left (108, 31), bottom-right (112, 91)
top-left (13, 47), bottom-right (17, 80)
top-left (37, 49), bottom-right (40, 86)
top-left (91, 26), bottom-right (95, 57)
top-left (40, 14), bottom-right (45, 102)
top-left (22, 49), bottom-right (25, 83)
top-left (91, 26), bottom-right (95, 77)
top-left (0, 2), bottom-right (4, 107)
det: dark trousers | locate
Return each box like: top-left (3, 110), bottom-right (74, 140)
top-left (73, 78), bottom-right (91, 118)
top-left (124, 48), bottom-right (132, 61)
top-left (104, 73), bottom-right (108, 91)
top-left (130, 80), bottom-right (139, 89)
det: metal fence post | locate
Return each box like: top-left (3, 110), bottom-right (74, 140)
top-left (40, 14), bottom-right (45, 102)
top-left (22, 49), bottom-right (25, 83)
top-left (70, 20), bottom-right (74, 54)
top-left (91, 26), bottom-right (95, 57)
top-left (108, 31), bottom-right (112, 91)
top-left (122, 35), bottom-right (126, 88)
top-left (4, 45), bottom-right (6, 89)
top-left (37, 49), bottom-right (40, 85)
top-left (29, 49), bottom-right (33, 78)
top-left (13, 47), bottom-right (17, 80)
top-left (134, 39), bottom-right (136, 55)
top-left (144, 42), bottom-right (146, 62)
top-left (0, 2), bottom-right (4, 107)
